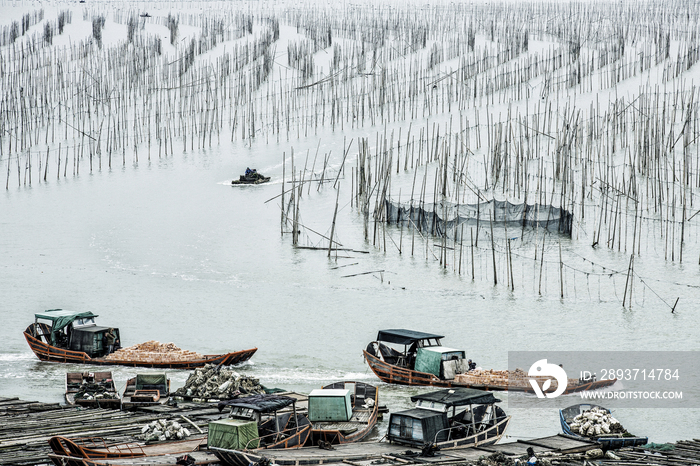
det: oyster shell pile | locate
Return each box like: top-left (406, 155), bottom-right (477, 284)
top-left (138, 419), bottom-right (191, 442)
top-left (568, 406), bottom-right (628, 437)
top-left (74, 381), bottom-right (118, 401)
top-left (173, 364), bottom-right (265, 400)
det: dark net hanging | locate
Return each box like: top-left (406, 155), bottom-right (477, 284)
top-left (384, 198), bottom-right (573, 239)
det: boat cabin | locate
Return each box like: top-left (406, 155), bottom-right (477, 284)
top-left (33, 309), bottom-right (120, 357)
top-left (388, 388), bottom-right (506, 448)
top-left (308, 389), bottom-right (352, 422)
top-left (367, 329), bottom-right (469, 379)
top-left (212, 395), bottom-right (307, 449)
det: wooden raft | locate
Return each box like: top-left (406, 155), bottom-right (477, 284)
top-left (0, 397), bottom-right (220, 465)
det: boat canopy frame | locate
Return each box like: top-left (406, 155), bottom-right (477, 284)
top-left (376, 329), bottom-right (444, 347)
top-left (34, 309), bottom-right (99, 346)
top-left (411, 388), bottom-right (501, 408)
top-left (218, 395), bottom-right (297, 414)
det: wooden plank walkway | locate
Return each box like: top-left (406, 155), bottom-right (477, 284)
top-left (1, 396), bottom-right (696, 466)
top-left (247, 433), bottom-right (601, 466)
top-left (0, 397), bottom-right (223, 465)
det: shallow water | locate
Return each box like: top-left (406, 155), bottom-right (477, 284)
top-left (2, 0), bottom-right (700, 447)
top-left (2, 135), bottom-right (699, 444)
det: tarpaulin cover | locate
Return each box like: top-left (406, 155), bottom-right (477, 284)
top-left (35, 309), bottom-right (98, 344)
top-left (217, 395), bottom-right (295, 413)
top-left (376, 329), bottom-right (444, 345)
top-left (385, 198), bottom-right (573, 238)
top-left (208, 419), bottom-right (259, 450)
top-left (136, 374), bottom-right (167, 390)
top-left (415, 347), bottom-right (443, 377)
top-left (411, 388), bottom-right (501, 407)
top-left (69, 326), bottom-right (110, 355)
top-left (389, 408), bottom-right (449, 446)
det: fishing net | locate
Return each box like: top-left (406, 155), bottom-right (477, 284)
top-left (384, 198), bottom-right (573, 239)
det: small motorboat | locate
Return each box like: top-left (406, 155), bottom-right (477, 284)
top-left (232, 169), bottom-right (270, 185)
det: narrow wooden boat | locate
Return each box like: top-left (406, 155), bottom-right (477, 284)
top-left (560, 403), bottom-right (648, 449)
top-left (48, 434), bottom-right (207, 460)
top-left (65, 372), bottom-right (120, 409)
top-left (364, 329), bottom-right (616, 393)
top-left (387, 388), bottom-right (510, 450)
top-left (121, 373), bottom-right (170, 409)
top-left (209, 395), bottom-right (312, 466)
top-left (24, 309), bottom-right (257, 369)
top-left (48, 450), bottom-right (217, 466)
top-left (305, 381), bottom-right (379, 446)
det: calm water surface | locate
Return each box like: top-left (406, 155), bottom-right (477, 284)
top-left (2, 134), bottom-right (699, 444)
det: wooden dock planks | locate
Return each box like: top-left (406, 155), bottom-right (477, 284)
top-left (0, 397), bottom-right (222, 466)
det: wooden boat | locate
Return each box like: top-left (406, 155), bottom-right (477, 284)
top-left (387, 388), bottom-right (510, 450)
top-left (305, 381), bottom-right (379, 446)
top-left (121, 373), bottom-right (170, 409)
top-left (65, 372), bottom-right (120, 409)
top-left (48, 434), bottom-right (207, 462)
top-left (363, 329), bottom-right (617, 393)
top-left (211, 388), bottom-right (510, 466)
top-left (560, 403), bottom-right (648, 449)
top-left (209, 394), bottom-right (312, 466)
top-left (48, 451), bottom-right (217, 466)
top-left (24, 309), bottom-right (257, 369)
top-left (231, 170), bottom-right (270, 185)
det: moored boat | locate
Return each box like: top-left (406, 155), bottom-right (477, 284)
top-left (210, 387), bottom-right (510, 466)
top-left (65, 371), bottom-right (120, 409)
top-left (363, 329), bottom-right (616, 393)
top-left (306, 381), bottom-right (379, 446)
top-left (560, 403), bottom-right (648, 449)
top-left (387, 388), bottom-right (509, 450)
top-left (121, 373), bottom-right (170, 409)
top-left (48, 451), bottom-right (216, 466)
top-left (48, 434), bottom-right (207, 462)
top-left (209, 394), bottom-right (312, 466)
top-left (24, 309), bottom-right (257, 369)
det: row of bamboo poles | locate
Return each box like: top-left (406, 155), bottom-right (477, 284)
top-left (1, 0), bottom-right (699, 306)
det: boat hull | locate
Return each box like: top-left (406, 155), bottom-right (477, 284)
top-left (363, 350), bottom-right (616, 394)
top-left (231, 176), bottom-right (270, 185)
top-left (559, 405), bottom-right (648, 450)
top-left (211, 423), bottom-right (312, 466)
top-left (24, 327), bottom-right (256, 369)
top-left (212, 419), bottom-right (508, 466)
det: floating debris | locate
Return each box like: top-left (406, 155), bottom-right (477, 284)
top-left (568, 406), bottom-right (628, 437)
top-left (138, 419), bottom-right (191, 442)
top-left (173, 364), bottom-right (265, 401)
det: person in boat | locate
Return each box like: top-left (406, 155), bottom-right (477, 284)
top-left (468, 359), bottom-right (477, 371)
top-left (104, 328), bottom-right (116, 355)
top-left (245, 167), bottom-right (252, 176)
